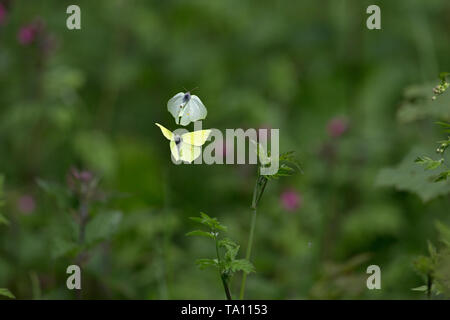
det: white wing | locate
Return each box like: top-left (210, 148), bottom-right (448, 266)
top-left (167, 92), bottom-right (186, 125)
top-left (179, 95), bottom-right (207, 126)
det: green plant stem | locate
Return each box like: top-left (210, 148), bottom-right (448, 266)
top-left (215, 235), bottom-right (232, 300)
top-left (239, 207), bottom-right (257, 300)
top-left (240, 173), bottom-right (267, 300)
top-left (76, 201), bottom-right (88, 300)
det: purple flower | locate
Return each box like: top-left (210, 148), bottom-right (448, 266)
top-left (17, 19), bottom-right (47, 46)
top-left (0, 3), bottom-right (6, 25)
top-left (17, 195), bottom-right (36, 214)
top-left (327, 117), bottom-right (349, 138)
top-left (280, 189), bottom-right (302, 212)
top-left (18, 24), bottom-right (37, 45)
top-left (67, 167), bottom-right (99, 201)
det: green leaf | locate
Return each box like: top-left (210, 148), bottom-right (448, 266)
top-left (435, 171), bottom-right (450, 182)
top-left (414, 156), bottom-right (443, 170)
top-left (411, 285), bottom-right (428, 292)
top-left (0, 288), bottom-right (15, 299)
top-left (190, 212), bottom-right (227, 232)
top-left (85, 211), bottom-right (122, 246)
top-left (230, 259), bottom-right (255, 274)
top-left (376, 148), bottom-right (450, 202)
top-left (186, 230), bottom-right (214, 239)
top-left (413, 256), bottom-right (434, 275)
top-left (196, 258), bottom-right (219, 270)
top-left (218, 238), bottom-right (238, 249)
top-left (435, 121), bottom-right (450, 128)
top-left (397, 83), bottom-right (450, 123)
top-left (224, 244), bottom-right (240, 262)
top-left (439, 72), bottom-right (450, 81)
top-left (189, 217), bottom-right (205, 224)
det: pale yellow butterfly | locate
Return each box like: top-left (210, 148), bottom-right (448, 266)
top-left (155, 123), bottom-right (211, 163)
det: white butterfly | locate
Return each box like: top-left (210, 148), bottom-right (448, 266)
top-left (167, 92), bottom-right (207, 126)
top-left (155, 123), bottom-right (211, 163)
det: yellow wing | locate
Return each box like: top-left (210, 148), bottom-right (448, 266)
top-left (179, 142), bottom-right (201, 163)
top-left (181, 129), bottom-right (211, 146)
top-left (155, 123), bottom-right (173, 141)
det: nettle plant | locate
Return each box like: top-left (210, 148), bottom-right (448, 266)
top-left (412, 73), bottom-right (450, 298)
top-left (157, 91), bottom-right (301, 299)
top-left (38, 168), bottom-right (122, 297)
top-left (415, 73), bottom-right (450, 182)
top-left (0, 176), bottom-right (15, 299)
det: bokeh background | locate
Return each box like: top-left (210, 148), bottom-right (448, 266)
top-left (0, 0), bottom-right (450, 299)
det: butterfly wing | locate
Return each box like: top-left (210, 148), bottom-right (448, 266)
top-left (178, 142), bottom-right (201, 163)
top-left (167, 92), bottom-right (185, 124)
top-left (179, 95), bottom-right (207, 126)
top-left (181, 129), bottom-right (212, 146)
top-left (170, 141), bottom-right (180, 161)
top-left (155, 123), bottom-right (174, 141)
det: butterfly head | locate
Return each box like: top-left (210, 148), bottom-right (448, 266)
top-left (174, 134), bottom-right (181, 145)
top-left (183, 92), bottom-right (191, 103)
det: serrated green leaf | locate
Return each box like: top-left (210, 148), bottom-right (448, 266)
top-left (186, 230), bottom-right (214, 239)
top-left (230, 259), bottom-right (255, 274)
top-left (0, 288), bottom-right (15, 299)
top-left (218, 238), bottom-right (237, 249)
top-left (414, 156), bottom-right (443, 170)
top-left (191, 212), bottom-right (227, 232)
top-left (224, 244), bottom-right (240, 262)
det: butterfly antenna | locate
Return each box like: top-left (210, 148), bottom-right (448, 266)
top-left (190, 86), bottom-right (199, 93)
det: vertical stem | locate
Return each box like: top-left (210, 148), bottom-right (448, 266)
top-left (78, 201), bottom-right (88, 244)
top-left (76, 200), bottom-right (88, 300)
top-left (240, 173), bottom-right (267, 300)
top-left (221, 277), bottom-right (233, 300)
top-left (215, 235), bottom-right (232, 300)
top-left (427, 274), bottom-right (432, 299)
top-left (239, 207), bottom-right (257, 300)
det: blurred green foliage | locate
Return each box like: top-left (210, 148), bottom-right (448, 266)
top-left (0, 0), bottom-right (450, 299)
